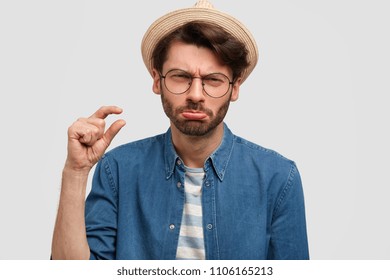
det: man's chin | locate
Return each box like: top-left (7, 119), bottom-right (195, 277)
top-left (173, 120), bottom-right (221, 137)
top-left (174, 122), bottom-right (207, 136)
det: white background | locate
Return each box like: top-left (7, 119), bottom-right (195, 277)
top-left (0, 0), bottom-right (389, 259)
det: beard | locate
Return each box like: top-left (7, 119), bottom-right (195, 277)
top-left (160, 92), bottom-right (231, 137)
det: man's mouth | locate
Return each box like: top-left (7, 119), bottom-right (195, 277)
top-left (181, 110), bottom-right (208, 120)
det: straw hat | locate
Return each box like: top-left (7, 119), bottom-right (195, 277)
top-left (141, 0), bottom-right (258, 83)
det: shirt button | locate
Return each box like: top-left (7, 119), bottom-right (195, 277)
top-left (177, 182), bottom-right (182, 188)
top-left (169, 224), bottom-right (175, 230)
top-left (207, 224), bottom-right (213, 230)
top-left (205, 181), bottom-right (210, 187)
top-left (176, 159), bottom-right (182, 166)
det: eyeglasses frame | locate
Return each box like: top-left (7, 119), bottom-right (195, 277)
top-left (159, 69), bottom-right (235, 98)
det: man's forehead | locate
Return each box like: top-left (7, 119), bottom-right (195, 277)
top-left (163, 41), bottom-right (232, 76)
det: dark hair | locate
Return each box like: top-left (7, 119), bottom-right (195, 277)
top-left (152, 21), bottom-right (249, 81)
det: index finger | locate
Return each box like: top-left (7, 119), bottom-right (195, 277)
top-left (90, 106), bottom-right (123, 119)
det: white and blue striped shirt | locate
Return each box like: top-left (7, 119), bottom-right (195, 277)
top-left (176, 167), bottom-right (205, 260)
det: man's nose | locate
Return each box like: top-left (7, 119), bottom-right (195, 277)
top-left (186, 77), bottom-right (205, 102)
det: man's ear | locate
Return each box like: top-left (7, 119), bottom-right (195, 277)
top-left (230, 77), bottom-right (242, 102)
top-left (152, 69), bottom-right (161, 95)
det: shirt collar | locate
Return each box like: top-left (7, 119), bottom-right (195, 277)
top-left (208, 123), bottom-right (234, 181)
top-left (164, 128), bottom-right (179, 179)
top-left (164, 123), bottom-right (234, 181)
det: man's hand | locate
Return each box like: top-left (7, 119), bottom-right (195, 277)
top-left (65, 106), bottom-right (126, 173)
top-left (52, 106), bottom-right (125, 259)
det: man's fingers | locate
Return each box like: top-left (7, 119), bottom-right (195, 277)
top-left (68, 106), bottom-right (125, 148)
top-left (69, 122), bottom-right (102, 146)
top-left (90, 106), bottom-right (123, 120)
top-left (102, 119), bottom-right (126, 146)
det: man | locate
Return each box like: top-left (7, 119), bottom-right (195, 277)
top-left (52, 0), bottom-right (309, 260)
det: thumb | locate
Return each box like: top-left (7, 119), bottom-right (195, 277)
top-left (102, 119), bottom-right (126, 147)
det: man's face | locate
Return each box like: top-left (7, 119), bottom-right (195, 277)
top-left (152, 41), bottom-right (240, 137)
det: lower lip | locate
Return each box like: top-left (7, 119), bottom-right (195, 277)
top-left (182, 112), bottom-right (208, 120)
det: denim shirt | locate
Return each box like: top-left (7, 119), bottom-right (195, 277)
top-left (85, 124), bottom-right (309, 260)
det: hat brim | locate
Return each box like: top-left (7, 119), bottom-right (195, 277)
top-left (141, 7), bottom-right (258, 84)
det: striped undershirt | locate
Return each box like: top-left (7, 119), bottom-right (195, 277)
top-left (176, 166), bottom-right (205, 260)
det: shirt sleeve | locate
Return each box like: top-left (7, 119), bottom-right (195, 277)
top-left (85, 154), bottom-right (118, 260)
top-left (267, 163), bottom-right (310, 260)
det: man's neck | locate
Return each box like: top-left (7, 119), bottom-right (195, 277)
top-left (170, 123), bottom-right (224, 168)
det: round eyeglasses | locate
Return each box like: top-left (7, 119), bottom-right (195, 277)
top-left (160, 69), bottom-right (234, 98)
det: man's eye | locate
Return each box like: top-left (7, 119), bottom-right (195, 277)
top-left (204, 75), bottom-right (224, 86)
top-left (206, 77), bottom-right (223, 82)
top-left (170, 73), bottom-right (191, 81)
top-left (174, 74), bottom-right (190, 79)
